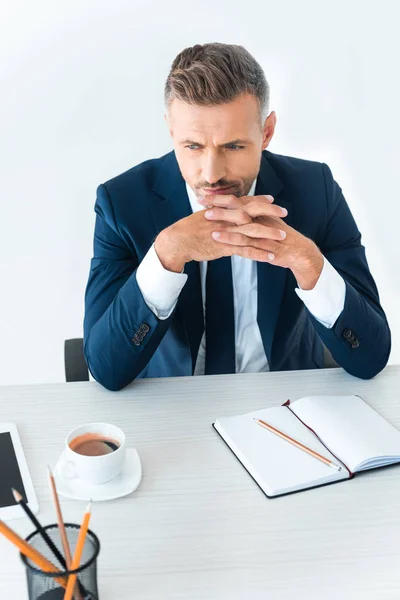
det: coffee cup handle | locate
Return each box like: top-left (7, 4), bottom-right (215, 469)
top-left (60, 459), bottom-right (78, 480)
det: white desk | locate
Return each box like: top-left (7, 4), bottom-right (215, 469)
top-left (1, 366), bottom-right (400, 599)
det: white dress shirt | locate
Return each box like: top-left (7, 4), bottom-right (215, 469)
top-left (136, 179), bottom-right (346, 375)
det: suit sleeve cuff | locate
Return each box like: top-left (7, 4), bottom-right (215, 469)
top-left (295, 256), bottom-right (346, 328)
top-left (136, 244), bottom-right (188, 320)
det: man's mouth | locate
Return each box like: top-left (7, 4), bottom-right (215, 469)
top-left (202, 185), bottom-right (235, 194)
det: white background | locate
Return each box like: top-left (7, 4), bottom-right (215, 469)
top-left (0, 0), bottom-right (398, 386)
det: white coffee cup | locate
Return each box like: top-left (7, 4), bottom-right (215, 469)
top-left (62, 422), bottom-right (126, 484)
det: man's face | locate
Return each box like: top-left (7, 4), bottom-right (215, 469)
top-left (165, 93), bottom-right (276, 201)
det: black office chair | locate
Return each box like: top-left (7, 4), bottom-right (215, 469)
top-left (64, 338), bottom-right (89, 382)
top-left (323, 344), bottom-right (339, 369)
top-left (64, 337), bottom-right (338, 383)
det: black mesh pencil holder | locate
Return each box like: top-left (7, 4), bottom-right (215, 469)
top-left (20, 523), bottom-right (100, 600)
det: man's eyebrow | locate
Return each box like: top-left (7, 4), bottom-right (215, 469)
top-left (179, 138), bottom-right (252, 146)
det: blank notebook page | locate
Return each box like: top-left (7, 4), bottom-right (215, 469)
top-left (214, 406), bottom-right (348, 497)
top-left (290, 396), bottom-right (400, 472)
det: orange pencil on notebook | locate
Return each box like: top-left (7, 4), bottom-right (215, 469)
top-left (254, 418), bottom-right (342, 471)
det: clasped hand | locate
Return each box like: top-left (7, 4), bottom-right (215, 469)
top-left (155, 192), bottom-right (323, 289)
top-left (199, 193), bottom-right (324, 290)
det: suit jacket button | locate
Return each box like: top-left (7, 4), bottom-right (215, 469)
top-left (132, 334), bottom-right (141, 346)
top-left (343, 328), bottom-right (359, 348)
top-left (343, 328), bottom-right (354, 341)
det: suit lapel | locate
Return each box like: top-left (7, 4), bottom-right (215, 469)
top-left (151, 151), bottom-right (193, 234)
top-left (256, 152), bottom-right (292, 365)
top-left (151, 152), bottom-right (204, 373)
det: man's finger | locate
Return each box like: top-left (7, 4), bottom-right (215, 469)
top-left (225, 222), bottom-right (287, 241)
top-left (231, 246), bottom-right (279, 263)
top-left (211, 230), bottom-right (281, 254)
top-left (198, 194), bottom-right (241, 210)
top-left (245, 200), bottom-right (288, 219)
top-left (204, 207), bottom-right (252, 226)
top-left (198, 193), bottom-right (274, 210)
top-left (200, 195), bottom-right (287, 220)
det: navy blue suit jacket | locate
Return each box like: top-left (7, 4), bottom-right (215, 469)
top-left (83, 150), bottom-right (391, 390)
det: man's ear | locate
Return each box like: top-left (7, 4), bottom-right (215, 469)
top-left (262, 111), bottom-right (277, 150)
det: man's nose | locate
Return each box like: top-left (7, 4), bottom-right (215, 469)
top-left (202, 153), bottom-right (226, 185)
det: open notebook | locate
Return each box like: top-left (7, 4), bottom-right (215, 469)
top-left (213, 395), bottom-right (400, 497)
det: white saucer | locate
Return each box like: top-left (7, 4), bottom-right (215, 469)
top-left (54, 448), bottom-right (142, 501)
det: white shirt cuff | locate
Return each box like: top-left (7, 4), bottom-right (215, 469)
top-left (136, 244), bottom-right (188, 320)
top-left (295, 257), bottom-right (346, 329)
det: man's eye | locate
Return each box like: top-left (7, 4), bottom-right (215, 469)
top-left (227, 145), bottom-right (245, 150)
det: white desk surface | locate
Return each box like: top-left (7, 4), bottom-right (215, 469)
top-left (1, 365), bottom-right (400, 599)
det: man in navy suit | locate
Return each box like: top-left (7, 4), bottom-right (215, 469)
top-left (83, 42), bottom-right (391, 391)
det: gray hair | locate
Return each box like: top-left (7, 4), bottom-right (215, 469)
top-left (164, 43), bottom-right (270, 127)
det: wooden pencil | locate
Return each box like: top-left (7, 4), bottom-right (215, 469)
top-left (63, 502), bottom-right (92, 600)
top-left (0, 519), bottom-right (66, 588)
top-left (46, 468), bottom-right (84, 600)
top-left (254, 418), bottom-right (342, 471)
top-left (12, 488), bottom-right (68, 570)
top-left (46, 468), bottom-right (73, 568)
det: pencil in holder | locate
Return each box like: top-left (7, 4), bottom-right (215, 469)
top-left (20, 523), bottom-right (100, 600)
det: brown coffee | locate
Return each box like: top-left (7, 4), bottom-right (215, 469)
top-left (69, 433), bottom-right (120, 457)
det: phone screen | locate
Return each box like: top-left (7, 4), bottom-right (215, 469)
top-left (0, 432), bottom-right (27, 507)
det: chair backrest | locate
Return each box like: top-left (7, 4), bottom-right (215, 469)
top-left (64, 338), bottom-right (89, 382)
top-left (323, 344), bottom-right (339, 368)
